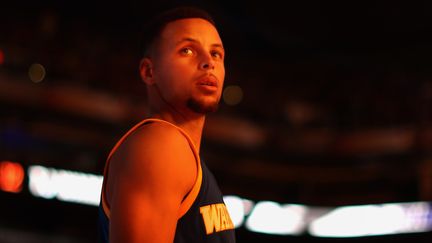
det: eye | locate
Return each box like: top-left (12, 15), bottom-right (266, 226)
top-left (180, 47), bottom-right (194, 56)
top-left (211, 50), bottom-right (224, 59)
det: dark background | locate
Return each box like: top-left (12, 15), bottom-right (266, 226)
top-left (1, 0), bottom-right (432, 242)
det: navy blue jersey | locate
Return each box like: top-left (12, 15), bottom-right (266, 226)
top-left (98, 119), bottom-right (236, 242)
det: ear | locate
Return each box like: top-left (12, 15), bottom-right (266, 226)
top-left (139, 58), bottom-right (154, 85)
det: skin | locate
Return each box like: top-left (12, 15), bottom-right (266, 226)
top-left (105, 18), bottom-right (225, 242)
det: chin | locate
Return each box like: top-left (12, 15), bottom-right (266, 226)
top-left (187, 98), bottom-right (219, 114)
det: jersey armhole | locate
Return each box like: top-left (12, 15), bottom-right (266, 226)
top-left (177, 152), bottom-right (202, 219)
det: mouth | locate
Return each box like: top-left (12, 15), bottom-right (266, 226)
top-left (196, 75), bottom-right (219, 93)
top-left (197, 76), bottom-right (218, 87)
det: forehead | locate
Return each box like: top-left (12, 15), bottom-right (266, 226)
top-left (160, 18), bottom-right (222, 45)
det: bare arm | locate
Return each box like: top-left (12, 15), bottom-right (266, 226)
top-left (107, 123), bottom-right (197, 243)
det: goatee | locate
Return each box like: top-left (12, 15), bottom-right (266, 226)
top-left (187, 98), bottom-right (219, 114)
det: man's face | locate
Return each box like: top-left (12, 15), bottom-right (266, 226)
top-left (150, 18), bottom-right (225, 114)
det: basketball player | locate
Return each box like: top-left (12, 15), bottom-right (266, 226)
top-left (98, 6), bottom-right (236, 243)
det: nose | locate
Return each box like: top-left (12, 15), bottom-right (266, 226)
top-left (199, 53), bottom-right (215, 70)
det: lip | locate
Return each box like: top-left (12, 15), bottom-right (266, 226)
top-left (196, 74), bottom-right (219, 94)
top-left (197, 74), bottom-right (218, 88)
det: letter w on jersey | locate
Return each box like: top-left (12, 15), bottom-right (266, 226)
top-left (200, 203), bottom-right (235, 235)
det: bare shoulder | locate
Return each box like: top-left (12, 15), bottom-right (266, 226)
top-left (127, 121), bottom-right (195, 160)
top-left (106, 121), bottom-right (198, 242)
top-left (114, 121), bottom-right (196, 174)
top-left (106, 121), bottom-right (197, 202)
top-left (138, 121), bottom-right (192, 147)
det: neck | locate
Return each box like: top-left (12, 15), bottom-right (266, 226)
top-left (146, 85), bottom-right (207, 151)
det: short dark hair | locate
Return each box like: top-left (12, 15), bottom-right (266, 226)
top-left (140, 6), bottom-right (216, 57)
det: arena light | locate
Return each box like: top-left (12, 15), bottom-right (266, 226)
top-left (223, 195), bottom-right (254, 228)
top-left (28, 165), bottom-right (102, 206)
top-left (23, 165), bottom-right (432, 238)
top-left (0, 49), bottom-right (4, 65)
top-left (245, 201), bottom-right (307, 235)
top-left (0, 161), bottom-right (25, 193)
top-left (309, 202), bottom-right (432, 237)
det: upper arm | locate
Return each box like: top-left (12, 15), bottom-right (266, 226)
top-left (107, 123), bottom-right (197, 243)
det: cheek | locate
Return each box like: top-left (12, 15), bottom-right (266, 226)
top-left (217, 65), bottom-right (225, 85)
top-left (167, 58), bottom-right (196, 77)
top-left (156, 62), bottom-right (192, 96)
top-left (155, 58), bottom-right (185, 83)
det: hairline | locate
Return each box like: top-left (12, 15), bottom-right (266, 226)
top-left (142, 16), bottom-right (216, 58)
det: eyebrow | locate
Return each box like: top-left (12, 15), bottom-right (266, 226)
top-left (176, 37), bottom-right (224, 50)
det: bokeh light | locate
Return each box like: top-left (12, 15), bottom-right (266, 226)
top-left (28, 63), bottom-right (46, 83)
top-left (0, 49), bottom-right (4, 65)
top-left (223, 85), bottom-right (243, 106)
top-left (0, 161), bottom-right (25, 193)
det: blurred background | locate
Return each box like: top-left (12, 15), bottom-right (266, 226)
top-left (1, 0), bottom-right (432, 242)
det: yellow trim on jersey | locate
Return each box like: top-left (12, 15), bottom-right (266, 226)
top-left (100, 118), bottom-right (202, 220)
